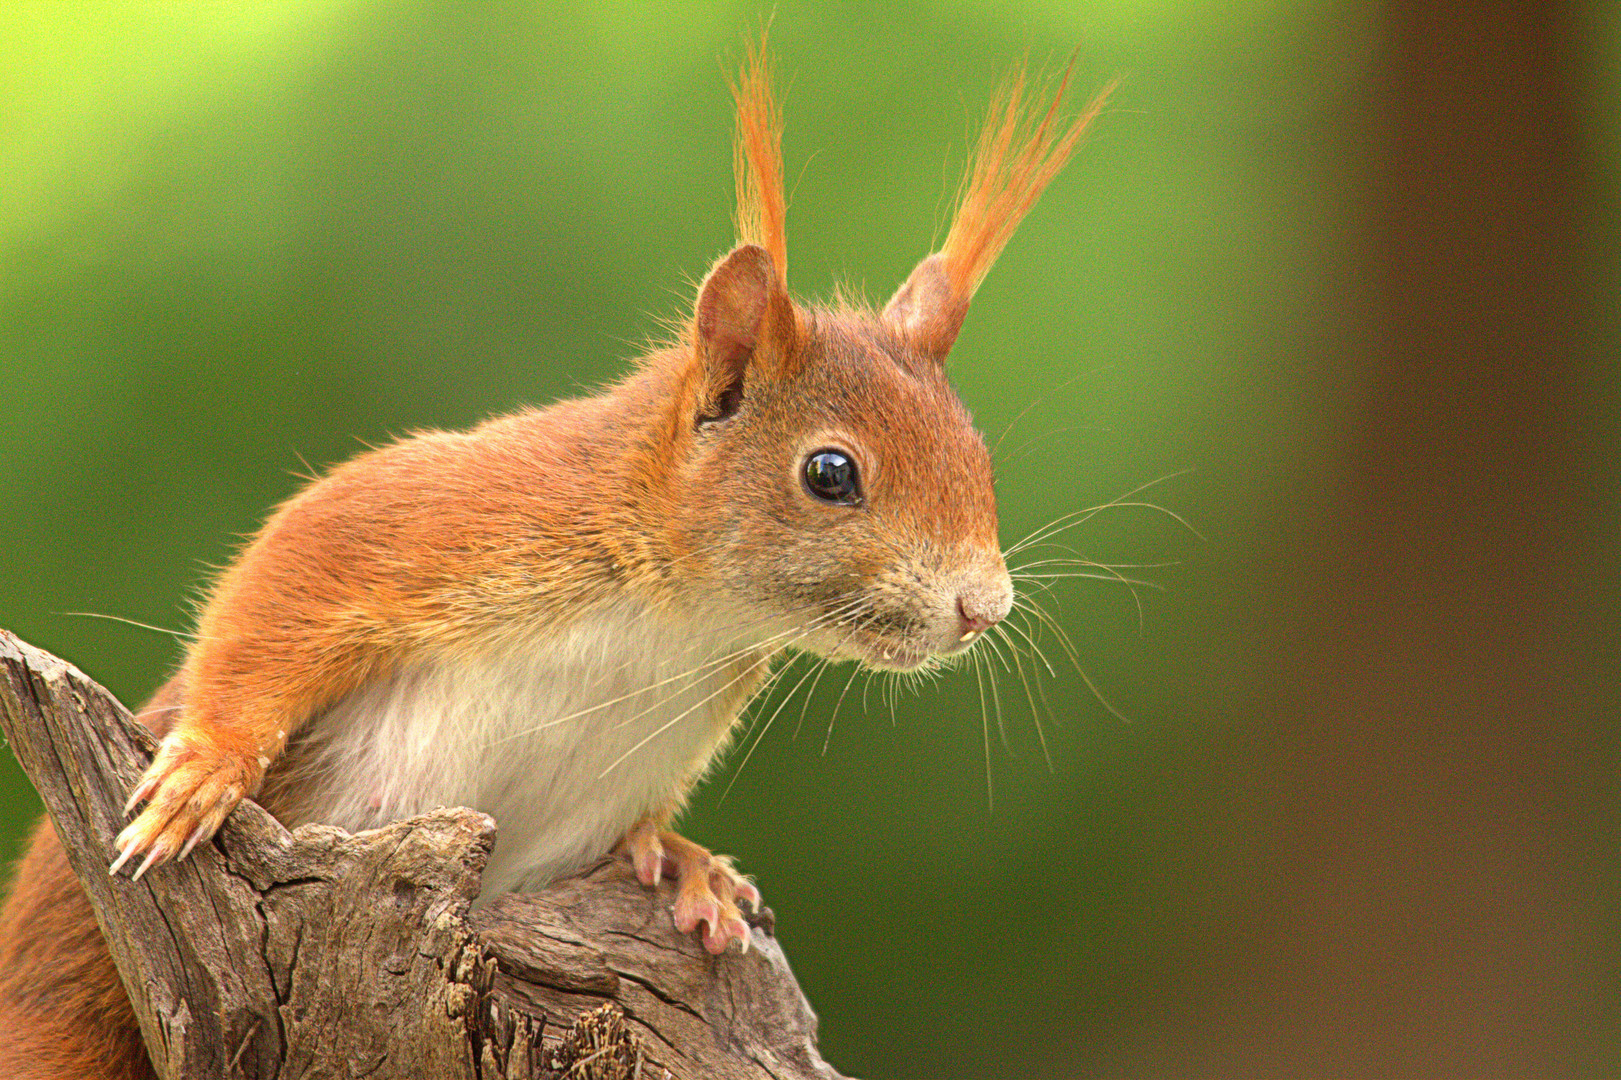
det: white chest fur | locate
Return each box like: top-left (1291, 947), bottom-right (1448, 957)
top-left (276, 602), bottom-right (770, 899)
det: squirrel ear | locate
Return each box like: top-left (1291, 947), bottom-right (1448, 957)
top-left (694, 244), bottom-right (791, 420)
top-left (883, 253), bottom-right (969, 362)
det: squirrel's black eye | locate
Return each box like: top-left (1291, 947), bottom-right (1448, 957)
top-left (803, 449), bottom-right (861, 505)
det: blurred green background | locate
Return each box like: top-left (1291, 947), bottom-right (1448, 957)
top-left (1, 2), bottom-right (1615, 1076)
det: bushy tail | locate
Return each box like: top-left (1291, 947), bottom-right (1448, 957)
top-left (0, 820), bottom-right (153, 1080)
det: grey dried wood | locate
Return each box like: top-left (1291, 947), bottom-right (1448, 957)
top-left (0, 629), bottom-right (846, 1080)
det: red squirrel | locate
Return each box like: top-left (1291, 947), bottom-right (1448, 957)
top-left (0, 40), bottom-right (1107, 1080)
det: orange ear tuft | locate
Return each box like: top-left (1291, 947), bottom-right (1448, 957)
top-left (730, 36), bottom-right (789, 292)
top-left (885, 57), bottom-right (1112, 360)
top-left (940, 58), bottom-right (1114, 301)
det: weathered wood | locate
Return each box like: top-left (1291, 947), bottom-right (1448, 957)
top-left (0, 629), bottom-right (845, 1080)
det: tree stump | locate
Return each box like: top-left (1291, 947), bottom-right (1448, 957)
top-left (0, 629), bottom-right (846, 1080)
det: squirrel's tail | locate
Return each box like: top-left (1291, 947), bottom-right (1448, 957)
top-left (0, 819), bottom-right (153, 1080)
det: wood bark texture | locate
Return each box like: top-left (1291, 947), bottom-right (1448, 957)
top-left (0, 629), bottom-right (847, 1080)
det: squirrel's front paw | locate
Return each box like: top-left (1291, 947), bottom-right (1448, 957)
top-left (618, 822), bottom-right (759, 955)
top-left (110, 736), bottom-right (264, 880)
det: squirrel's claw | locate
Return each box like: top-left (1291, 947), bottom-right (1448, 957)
top-left (616, 819), bottom-right (675, 887)
top-left (106, 837), bottom-right (139, 877)
top-left (131, 842), bottom-right (171, 883)
top-left (619, 822), bottom-right (758, 955)
top-left (122, 775), bottom-right (160, 817)
top-left (110, 736), bottom-right (262, 878)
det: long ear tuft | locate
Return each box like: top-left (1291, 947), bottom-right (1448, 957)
top-left (730, 35), bottom-right (789, 293)
top-left (942, 56), bottom-right (1113, 299)
top-left (886, 57), bottom-right (1114, 359)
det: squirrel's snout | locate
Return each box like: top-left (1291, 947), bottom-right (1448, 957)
top-left (955, 595), bottom-right (999, 640)
top-left (952, 572), bottom-right (1013, 643)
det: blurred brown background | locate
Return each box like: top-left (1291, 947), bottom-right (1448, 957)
top-left (1, 1), bottom-right (1615, 1076)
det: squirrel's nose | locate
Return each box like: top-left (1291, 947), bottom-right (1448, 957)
top-left (955, 594), bottom-right (1002, 641)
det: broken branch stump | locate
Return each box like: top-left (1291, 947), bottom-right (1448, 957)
top-left (0, 630), bottom-right (845, 1080)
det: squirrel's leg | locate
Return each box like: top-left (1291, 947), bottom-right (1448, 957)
top-left (616, 817), bottom-right (760, 954)
top-left (110, 707), bottom-right (269, 879)
top-left (111, 631), bottom-right (372, 878)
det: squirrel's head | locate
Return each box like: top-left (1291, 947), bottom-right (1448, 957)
top-left (656, 43), bottom-right (1107, 672)
top-left (673, 249), bottom-right (1009, 671)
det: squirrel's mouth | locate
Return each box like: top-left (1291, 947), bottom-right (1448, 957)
top-left (846, 631), bottom-right (935, 673)
top-left (802, 604), bottom-right (961, 672)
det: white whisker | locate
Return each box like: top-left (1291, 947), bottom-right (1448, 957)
top-left (1004, 470), bottom-right (1198, 558)
top-left (719, 654), bottom-right (825, 803)
top-left (58, 611), bottom-right (193, 642)
top-left (972, 649), bottom-right (993, 812)
top-left (490, 594), bottom-right (869, 744)
top-left (597, 642), bottom-right (794, 779)
top-left (821, 652), bottom-right (866, 756)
